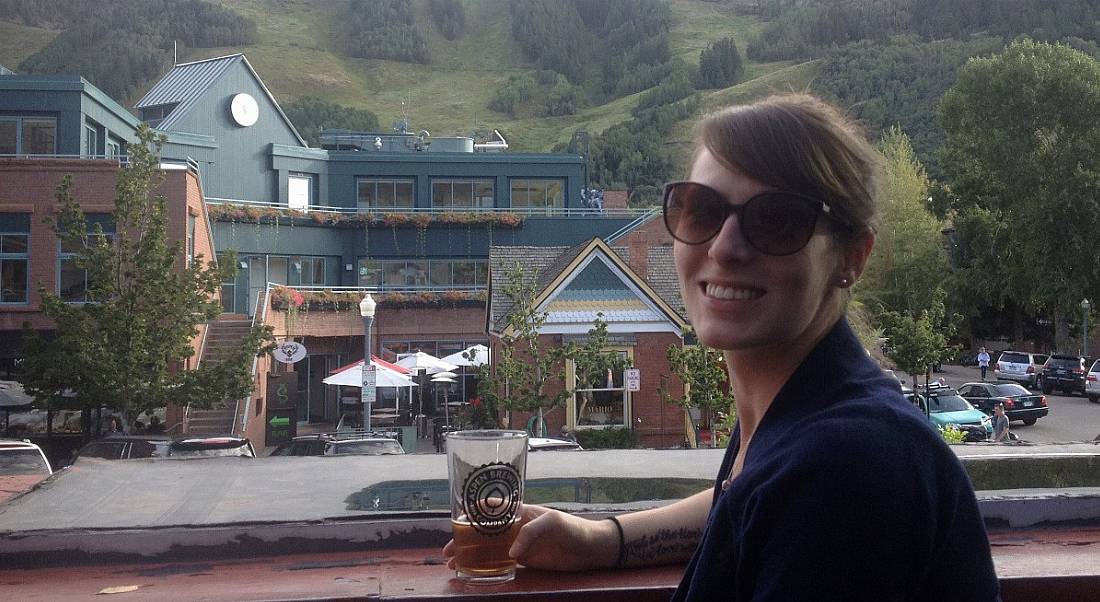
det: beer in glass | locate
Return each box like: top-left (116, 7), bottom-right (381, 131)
top-left (446, 429), bottom-right (528, 583)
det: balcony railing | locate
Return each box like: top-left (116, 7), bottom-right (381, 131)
top-left (205, 197), bottom-right (650, 219)
top-left (0, 153), bottom-right (129, 165)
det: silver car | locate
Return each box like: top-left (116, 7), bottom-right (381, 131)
top-left (995, 351), bottom-right (1048, 388)
top-left (1086, 360), bottom-right (1100, 404)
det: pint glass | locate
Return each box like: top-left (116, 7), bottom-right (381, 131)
top-left (446, 429), bottom-right (528, 584)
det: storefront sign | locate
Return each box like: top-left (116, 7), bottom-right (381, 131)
top-left (272, 341), bottom-right (307, 364)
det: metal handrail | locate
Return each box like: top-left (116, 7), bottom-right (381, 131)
top-left (272, 284), bottom-right (486, 294)
top-left (605, 206), bottom-right (661, 244)
top-left (236, 286), bottom-right (272, 436)
top-left (205, 197), bottom-right (649, 219)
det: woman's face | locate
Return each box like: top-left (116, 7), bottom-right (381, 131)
top-left (674, 148), bottom-right (851, 353)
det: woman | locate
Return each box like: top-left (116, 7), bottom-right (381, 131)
top-left (443, 94), bottom-right (999, 599)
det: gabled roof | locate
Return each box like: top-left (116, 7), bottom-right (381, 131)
top-left (135, 54), bottom-right (307, 146)
top-left (488, 238), bottom-right (687, 336)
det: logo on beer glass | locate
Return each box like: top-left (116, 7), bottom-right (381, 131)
top-left (462, 462), bottom-right (521, 535)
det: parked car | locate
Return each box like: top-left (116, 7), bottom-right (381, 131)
top-left (1040, 354), bottom-right (1089, 396)
top-left (0, 439), bottom-right (52, 504)
top-left (903, 386), bottom-right (992, 442)
top-left (957, 382), bottom-right (1049, 425)
top-left (269, 432), bottom-right (405, 457)
top-left (994, 351), bottom-right (1048, 388)
top-left (74, 435), bottom-right (254, 461)
top-left (168, 436), bottom-right (256, 458)
top-left (1085, 359), bottom-right (1100, 404)
top-left (528, 437), bottom-right (583, 452)
top-left (74, 435), bottom-right (172, 461)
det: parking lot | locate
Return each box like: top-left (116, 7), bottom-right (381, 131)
top-left (897, 364), bottom-right (1100, 443)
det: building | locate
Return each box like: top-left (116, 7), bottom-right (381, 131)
top-left (1, 54), bottom-right (692, 448)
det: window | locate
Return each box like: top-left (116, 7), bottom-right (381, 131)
top-left (0, 214), bottom-right (30, 304)
top-left (288, 173), bottom-right (312, 209)
top-left (357, 178), bottom-right (414, 209)
top-left (84, 124), bottom-right (98, 158)
top-left (0, 116), bottom-right (56, 155)
top-left (569, 349), bottom-right (631, 428)
top-left (431, 179), bottom-right (493, 209)
top-left (510, 178), bottom-right (565, 210)
top-left (357, 258), bottom-right (487, 287)
top-left (59, 214), bottom-right (114, 303)
top-left (106, 138), bottom-right (122, 159)
top-left (186, 215), bottom-right (196, 266)
top-left (289, 257), bottom-right (326, 286)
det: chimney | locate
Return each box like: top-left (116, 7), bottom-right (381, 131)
top-left (626, 232), bottom-right (649, 280)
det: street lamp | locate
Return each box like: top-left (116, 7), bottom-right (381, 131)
top-left (359, 293), bottom-right (377, 432)
top-left (1082, 298), bottom-right (1091, 357)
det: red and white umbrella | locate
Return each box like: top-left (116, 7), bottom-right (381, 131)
top-left (323, 356), bottom-right (418, 388)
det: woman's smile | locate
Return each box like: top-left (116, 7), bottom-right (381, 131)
top-left (703, 282), bottom-right (765, 302)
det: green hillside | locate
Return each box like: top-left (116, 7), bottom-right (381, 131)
top-left (0, 0), bottom-right (804, 152)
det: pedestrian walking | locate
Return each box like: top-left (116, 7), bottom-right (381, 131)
top-left (977, 347), bottom-right (991, 380)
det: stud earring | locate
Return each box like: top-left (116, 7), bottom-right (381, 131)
top-left (839, 277), bottom-right (850, 287)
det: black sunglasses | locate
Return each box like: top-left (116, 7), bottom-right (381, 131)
top-left (663, 181), bottom-right (836, 256)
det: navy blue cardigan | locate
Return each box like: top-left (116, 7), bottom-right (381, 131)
top-left (673, 318), bottom-right (999, 601)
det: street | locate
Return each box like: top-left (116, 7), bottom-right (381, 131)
top-left (897, 364), bottom-right (1100, 443)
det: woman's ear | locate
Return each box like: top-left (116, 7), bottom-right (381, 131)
top-left (839, 229), bottom-right (875, 287)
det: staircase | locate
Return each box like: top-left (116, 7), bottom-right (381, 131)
top-left (186, 314), bottom-right (254, 436)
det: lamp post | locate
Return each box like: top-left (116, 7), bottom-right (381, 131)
top-left (1082, 298), bottom-right (1091, 358)
top-left (360, 293), bottom-right (377, 432)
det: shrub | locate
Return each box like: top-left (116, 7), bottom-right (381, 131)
top-left (575, 426), bottom-right (638, 449)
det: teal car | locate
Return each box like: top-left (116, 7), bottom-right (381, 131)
top-left (904, 386), bottom-right (993, 442)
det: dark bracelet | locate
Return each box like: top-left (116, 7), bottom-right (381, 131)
top-left (606, 515), bottom-right (626, 568)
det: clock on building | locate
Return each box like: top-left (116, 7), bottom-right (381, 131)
top-left (229, 93), bottom-right (259, 127)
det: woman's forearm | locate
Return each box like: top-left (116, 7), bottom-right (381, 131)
top-left (615, 489), bottom-right (712, 567)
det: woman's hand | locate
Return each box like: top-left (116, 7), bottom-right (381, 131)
top-left (442, 504), bottom-right (619, 572)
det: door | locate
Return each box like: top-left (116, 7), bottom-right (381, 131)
top-left (248, 256), bottom-right (266, 316)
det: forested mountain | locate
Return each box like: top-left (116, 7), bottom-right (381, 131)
top-left (4, 0), bottom-right (1100, 193)
top-left (0, 0), bottom-right (256, 100)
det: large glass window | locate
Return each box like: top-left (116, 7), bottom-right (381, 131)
top-left (570, 350), bottom-right (630, 428)
top-left (0, 116), bottom-right (56, 155)
top-left (289, 257), bottom-right (326, 286)
top-left (59, 214), bottom-right (114, 303)
top-left (431, 179), bottom-right (493, 209)
top-left (510, 178), bottom-right (565, 210)
top-left (357, 178), bottom-right (414, 209)
top-left (0, 214), bottom-right (30, 304)
top-left (358, 258), bottom-right (487, 287)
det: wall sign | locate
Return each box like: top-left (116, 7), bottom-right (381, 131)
top-left (273, 341), bottom-right (307, 364)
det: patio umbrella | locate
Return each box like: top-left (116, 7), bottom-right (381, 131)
top-left (441, 344), bottom-right (490, 367)
top-left (323, 357), bottom-right (418, 388)
top-left (397, 352), bottom-right (459, 427)
top-left (395, 351), bottom-right (458, 374)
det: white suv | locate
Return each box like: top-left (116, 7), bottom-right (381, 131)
top-left (1086, 360), bottom-right (1100, 404)
top-left (995, 351), bottom-right (1048, 388)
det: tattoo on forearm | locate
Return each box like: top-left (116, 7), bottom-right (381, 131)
top-left (623, 527), bottom-right (702, 566)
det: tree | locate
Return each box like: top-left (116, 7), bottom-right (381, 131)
top-left (858, 127), bottom-right (947, 317)
top-left (880, 288), bottom-right (956, 390)
top-left (697, 37), bottom-right (744, 89)
top-left (283, 97), bottom-right (380, 147)
top-left (476, 264), bottom-right (569, 434)
top-left (939, 39), bottom-right (1100, 349)
top-left (20, 125), bottom-right (274, 432)
top-left (664, 332), bottom-right (735, 448)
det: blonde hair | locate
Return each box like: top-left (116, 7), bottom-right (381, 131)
top-left (695, 94), bottom-right (879, 245)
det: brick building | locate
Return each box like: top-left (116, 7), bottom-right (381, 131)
top-left (0, 55), bottom-right (702, 449)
